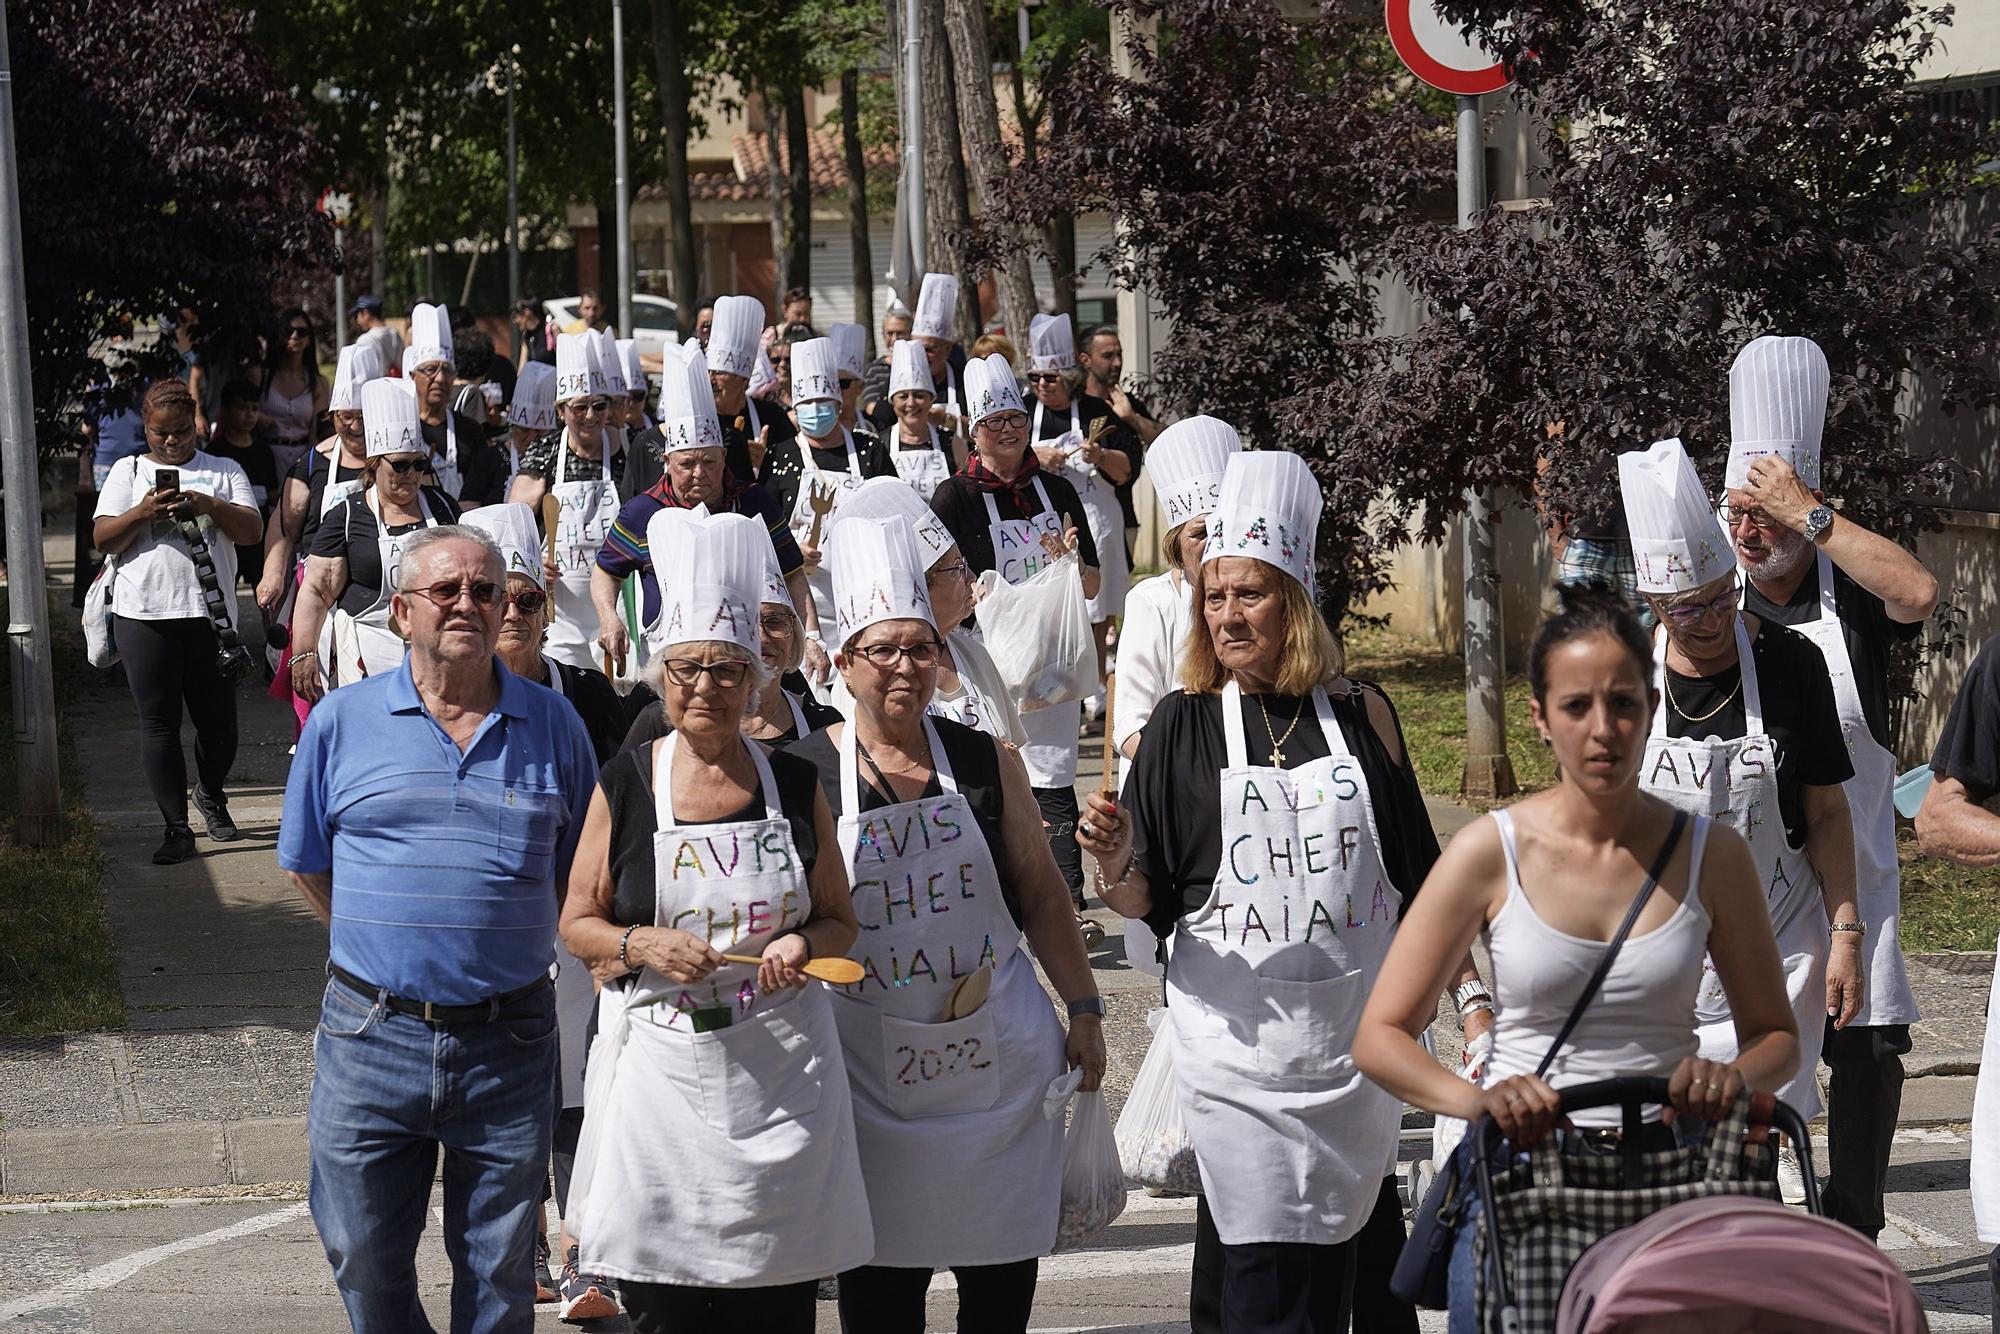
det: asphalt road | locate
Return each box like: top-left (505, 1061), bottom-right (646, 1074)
top-left (0, 1125), bottom-right (1988, 1332)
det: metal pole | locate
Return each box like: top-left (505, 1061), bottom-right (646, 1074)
top-left (333, 228), bottom-right (347, 352)
top-left (507, 43), bottom-right (520, 310)
top-left (612, 0), bottom-right (634, 334)
top-left (903, 0), bottom-right (926, 275)
top-left (0, 8), bottom-right (62, 846)
top-left (1456, 93), bottom-right (1514, 802)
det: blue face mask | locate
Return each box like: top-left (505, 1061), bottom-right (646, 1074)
top-left (797, 400), bottom-right (839, 439)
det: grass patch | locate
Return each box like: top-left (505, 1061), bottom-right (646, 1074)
top-left (1345, 627), bottom-right (1555, 806)
top-left (0, 587), bottom-right (125, 1036)
top-left (1897, 828), bottom-right (2000, 953)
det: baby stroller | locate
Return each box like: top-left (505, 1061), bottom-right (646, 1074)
top-left (1468, 1077), bottom-right (1909, 1334)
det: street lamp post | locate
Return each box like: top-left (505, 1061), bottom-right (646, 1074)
top-left (507, 41), bottom-right (520, 310)
top-left (612, 0), bottom-right (634, 334)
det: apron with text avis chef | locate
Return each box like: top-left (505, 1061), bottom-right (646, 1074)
top-left (430, 413), bottom-right (462, 499)
top-left (984, 478), bottom-right (1083, 788)
top-left (1034, 400), bottom-right (1129, 622)
top-left (542, 658), bottom-right (599, 1109)
top-left (1779, 552), bottom-right (1916, 1028)
top-left (892, 425), bottom-right (952, 500)
top-left (327, 488), bottom-right (440, 687)
top-left (1166, 682), bottom-right (1403, 1246)
top-left (788, 432), bottom-right (868, 627)
top-left (829, 719), bottom-right (1068, 1268)
top-left (544, 435), bottom-right (621, 672)
top-left (1642, 620), bottom-right (1829, 1119)
top-left (567, 732), bottom-right (873, 1286)
top-left (1972, 941), bottom-right (2000, 1242)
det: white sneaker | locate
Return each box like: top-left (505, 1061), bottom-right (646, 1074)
top-left (1777, 1145), bottom-right (1807, 1205)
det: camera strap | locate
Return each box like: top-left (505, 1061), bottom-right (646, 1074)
top-left (172, 511), bottom-right (246, 654)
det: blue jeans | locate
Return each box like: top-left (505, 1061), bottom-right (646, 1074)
top-left (1446, 1194), bottom-right (1482, 1334)
top-left (308, 977), bottom-right (558, 1334)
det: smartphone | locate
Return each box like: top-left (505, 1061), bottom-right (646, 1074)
top-left (153, 467), bottom-right (179, 494)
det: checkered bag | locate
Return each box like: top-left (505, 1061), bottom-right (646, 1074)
top-left (1473, 1086), bottom-right (1780, 1334)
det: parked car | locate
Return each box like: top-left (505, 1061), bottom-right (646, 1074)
top-left (544, 294), bottom-right (679, 362)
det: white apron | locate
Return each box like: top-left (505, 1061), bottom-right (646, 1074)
top-left (432, 413), bottom-right (462, 498)
top-left (892, 425), bottom-right (951, 499)
top-left (277, 450), bottom-right (363, 651)
top-left (1643, 620), bottom-right (1829, 1119)
top-left (544, 435), bottom-right (621, 672)
top-left (542, 658), bottom-right (600, 1110)
top-left (569, 733), bottom-right (874, 1286)
top-left (1166, 682), bottom-right (1403, 1245)
top-left (1034, 400), bottom-right (1130, 622)
top-left (1971, 937), bottom-right (2000, 1243)
top-left (829, 719), bottom-right (1068, 1267)
top-left (1779, 553), bottom-right (1916, 1027)
top-left (788, 431), bottom-right (867, 627)
top-left (328, 488), bottom-right (440, 686)
top-left (983, 478), bottom-right (1082, 787)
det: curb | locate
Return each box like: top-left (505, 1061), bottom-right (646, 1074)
top-left (0, 1116), bottom-right (307, 1197)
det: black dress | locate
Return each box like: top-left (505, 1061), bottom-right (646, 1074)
top-left (620, 684), bottom-right (842, 755)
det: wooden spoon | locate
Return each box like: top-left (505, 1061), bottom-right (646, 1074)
top-left (539, 493), bottom-right (561, 564)
top-left (722, 953), bottom-right (864, 986)
top-left (944, 961), bottom-right (994, 1020)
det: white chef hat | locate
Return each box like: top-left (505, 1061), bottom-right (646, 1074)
top-left (1150, 415), bottom-right (1243, 532)
top-left (406, 303), bottom-right (453, 371)
top-left (460, 502), bottom-right (546, 591)
top-left (888, 339), bottom-right (932, 397)
top-left (593, 329), bottom-right (627, 397)
top-left (645, 506), bottom-right (765, 656)
top-left (553, 332), bottom-right (606, 403)
top-left (834, 476), bottom-right (956, 569)
top-left (617, 339), bottom-right (647, 397)
top-left (1028, 312), bottom-right (1074, 374)
top-left (328, 343), bottom-right (383, 414)
top-left (830, 514), bottom-right (936, 649)
top-left (1727, 335), bottom-right (1827, 490)
top-left (659, 340), bottom-right (726, 454)
top-left (829, 323), bottom-right (867, 382)
top-left (749, 343), bottom-right (776, 397)
top-left (508, 361), bottom-right (558, 432)
top-left (362, 379), bottom-right (425, 458)
top-left (708, 294), bottom-right (765, 379)
top-left (962, 351), bottom-right (1025, 426)
top-left (1619, 438), bottom-right (1735, 595)
top-left (790, 336), bottom-right (841, 405)
top-left (1202, 450), bottom-right (1321, 592)
top-left (761, 541), bottom-right (791, 610)
top-left (912, 272), bottom-right (957, 342)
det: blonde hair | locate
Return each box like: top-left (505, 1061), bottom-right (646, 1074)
top-left (1178, 560), bottom-right (1344, 696)
top-left (970, 333), bottom-right (1019, 366)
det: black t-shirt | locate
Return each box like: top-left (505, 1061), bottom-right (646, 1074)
top-left (421, 411), bottom-right (493, 505)
top-left (289, 449), bottom-right (366, 554)
top-left (719, 398), bottom-right (795, 486)
top-left (1660, 619), bottom-right (1853, 849)
top-left (864, 346), bottom-right (969, 433)
top-left (929, 468), bottom-right (1101, 578)
top-left (550, 660), bottom-right (637, 767)
top-left (1742, 559), bottom-right (1918, 752)
top-left (208, 437), bottom-right (278, 515)
top-left (620, 685), bottom-right (842, 755)
top-left (456, 442), bottom-right (514, 509)
top-left (524, 331), bottom-right (558, 366)
top-left (757, 431), bottom-right (899, 521)
top-left (1123, 685), bottom-right (1441, 945)
top-left (788, 718), bottom-right (1017, 923)
top-left (1930, 631), bottom-right (2000, 802)
top-left (1032, 394), bottom-right (1140, 544)
top-left (310, 486), bottom-right (463, 614)
top-left (623, 426), bottom-right (666, 502)
top-left (597, 741), bottom-right (823, 926)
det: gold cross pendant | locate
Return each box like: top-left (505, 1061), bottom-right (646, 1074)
top-left (1269, 746), bottom-right (1286, 767)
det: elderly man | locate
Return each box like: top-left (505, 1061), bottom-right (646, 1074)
top-left (590, 340), bottom-right (822, 680)
top-left (1726, 336), bottom-right (1938, 1227)
top-left (280, 524), bottom-right (598, 1334)
top-left (350, 296), bottom-right (404, 385)
top-left (705, 293), bottom-right (793, 482)
top-left (404, 302), bottom-right (492, 505)
top-left (859, 299), bottom-right (913, 425)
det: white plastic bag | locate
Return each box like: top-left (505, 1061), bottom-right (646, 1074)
top-left (1115, 1008), bottom-right (1202, 1194)
top-left (82, 553), bottom-right (118, 668)
top-left (1053, 1084), bottom-right (1127, 1252)
top-left (1430, 1030), bottom-right (1493, 1165)
top-left (974, 553), bottom-right (1097, 714)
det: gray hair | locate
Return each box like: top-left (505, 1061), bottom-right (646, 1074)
top-left (646, 639), bottom-right (775, 693)
top-left (397, 525), bottom-right (504, 590)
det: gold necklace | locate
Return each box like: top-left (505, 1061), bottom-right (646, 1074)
top-left (1664, 670), bottom-right (1742, 724)
top-left (1258, 693), bottom-right (1305, 767)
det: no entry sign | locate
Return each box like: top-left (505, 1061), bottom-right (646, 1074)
top-left (1385, 0), bottom-right (1512, 97)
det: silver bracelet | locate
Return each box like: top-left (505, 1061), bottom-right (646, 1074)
top-left (1830, 921), bottom-right (1867, 936)
top-left (619, 924), bottom-right (641, 971)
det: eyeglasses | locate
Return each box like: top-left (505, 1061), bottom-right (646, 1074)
top-left (983, 412), bottom-right (1028, 434)
top-left (569, 398), bottom-right (612, 415)
top-left (1658, 585), bottom-right (1742, 627)
top-left (406, 580), bottom-right (504, 610)
top-left (504, 588), bottom-right (548, 615)
top-left (1717, 499), bottom-right (1782, 530)
top-left (662, 658), bottom-right (751, 689)
top-left (381, 457), bottom-right (428, 475)
top-left (929, 559), bottom-right (970, 582)
top-left (851, 640), bottom-right (944, 669)
top-left (759, 613), bottom-right (796, 636)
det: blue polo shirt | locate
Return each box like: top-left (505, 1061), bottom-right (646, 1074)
top-left (279, 659), bottom-right (599, 1004)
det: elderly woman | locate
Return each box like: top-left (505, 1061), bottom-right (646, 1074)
top-left (559, 506), bottom-right (873, 1331)
top-left (883, 339), bottom-right (955, 499)
top-left (830, 477), bottom-right (1023, 746)
top-left (1113, 415), bottom-right (1242, 785)
top-left (1078, 452), bottom-right (1463, 1332)
top-left (931, 352), bottom-right (1102, 941)
top-left (1620, 438), bottom-right (1862, 1182)
top-left (789, 514), bottom-right (1105, 1334)
top-left (290, 380), bottom-right (460, 701)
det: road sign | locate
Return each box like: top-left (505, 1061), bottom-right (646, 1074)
top-left (1385, 0), bottom-right (1512, 97)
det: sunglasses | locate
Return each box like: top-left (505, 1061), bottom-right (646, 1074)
top-left (851, 640), bottom-right (944, 669)
top-left (381, 457), bottom-right (428, 475)
top-left (569, 398), bottom-right (612, 415)
top-left (406, 580), bottom-right (504, 610)
top-left (1026, 372), bottom-right (1061, 384)
top-left (504, 588), bottom-right (548, 615)
top-left (1658, 586), bottom-right (1742, 627)
top-left (286, 326), bottom-right (312, 339)
top-left (662, 658), bottom-right (751, 689)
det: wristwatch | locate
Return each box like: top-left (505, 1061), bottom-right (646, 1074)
top-left (803, 628), bottom-right (823, 643)
top-left (1453, 980), bottom-right (1493, 1014)
top-left (1803, 504), bottom-right (1835, 544)
top-left (1067, 996), bottom-right (1106, 1019)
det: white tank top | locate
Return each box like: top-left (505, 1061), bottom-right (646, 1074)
top-left (1481, 809), bottom-right (1713, 1126)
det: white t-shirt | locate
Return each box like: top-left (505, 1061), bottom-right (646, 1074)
top-left (93, 451), bottom-right (258, 628)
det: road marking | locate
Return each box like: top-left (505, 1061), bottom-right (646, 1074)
top-left (0, 1194), bottom-right (302, 1216)
top-left (0, 1201), bottom-right (310, 1321)
top-left (1884, 1210), bottom-right (1962, 1251)
top-left (930, 1242), bottom-right (1195, 1292)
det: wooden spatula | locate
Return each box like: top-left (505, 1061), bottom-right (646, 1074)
top-left (722, 953), bottom-right (864, 985)
top-left (943, 961), bottom-right (994, 1020)
top-left (539, 493), bottom-right (560, 565)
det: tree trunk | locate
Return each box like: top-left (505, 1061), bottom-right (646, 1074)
top-left (765, 110), bottom-right (788, 312)
top-left (841, 69), bottom-right (876, 358)
top-left (369, 189), bottom-right (388, 298)
top-left (785, 87), bottom-right (812, 295)
top-left (1048, 89), bottom-right (1078, 323)
top-left (919, 0), bottom-right (979, 342)
top-left (941, 0), bottom-right (1038, 344)
top-left (649, 0), bottom-right (701, 313)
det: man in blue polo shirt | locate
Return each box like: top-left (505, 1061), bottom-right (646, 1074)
top-left (280, 524), bottom-right (597, 1334)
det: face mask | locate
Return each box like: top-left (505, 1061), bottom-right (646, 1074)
top-left (797, 400), bottom-right (838, 439)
